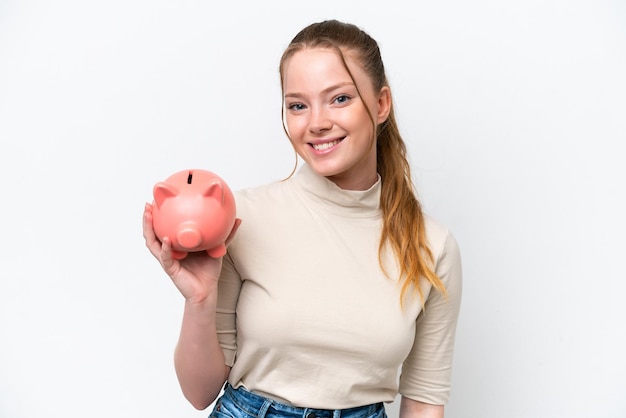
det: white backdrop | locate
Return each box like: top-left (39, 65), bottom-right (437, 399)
top-left (1, 1), bottom-right (625, 417)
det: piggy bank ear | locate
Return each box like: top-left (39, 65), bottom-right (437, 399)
top-left (153, 182), bottom-right (179, 207)
top-left (204, 181), bottom-right (225, 205)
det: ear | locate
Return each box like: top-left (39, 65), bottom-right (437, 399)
top-left (204, 180), bottom-right (225, 205)
top-left (153, 182), bottom-right (178, 208)
top-left (376, 86), bottom-right (392, 124)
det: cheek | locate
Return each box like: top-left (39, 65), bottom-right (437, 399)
top-left (341, 106), bottom-right (371, 128)
top-left (285, 116), bottom-right (307, 139)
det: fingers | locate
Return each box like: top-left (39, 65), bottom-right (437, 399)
top-left (142, 203), bottom-right (182, 282)
top-left (143, 203), bottom-right (175, 270)
top-left (159, 236), bottom-right (177, 274)
top-left (143, 203), bottom-right (161, 256)
top-left (142, 203), bottom-right (154, 238)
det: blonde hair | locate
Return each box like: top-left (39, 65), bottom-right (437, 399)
top-left (279, 20), bottom-right (446, 304)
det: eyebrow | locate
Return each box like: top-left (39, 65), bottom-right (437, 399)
top-left (284, 81), bottom-right (355, 99)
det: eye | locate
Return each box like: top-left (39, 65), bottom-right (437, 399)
top-left (287, 102), bottom-right (306, 112)
top-left (333, 94), bottom-right (352, 105)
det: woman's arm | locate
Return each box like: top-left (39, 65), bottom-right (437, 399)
top-left (400, 397), bottom-right (444, 418)
top-left (143, 204), bottom-right (240, 409)
top-left (174, 298), bottom-right (231, 410)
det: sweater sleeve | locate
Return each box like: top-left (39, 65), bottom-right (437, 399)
top-left (216, 250), bottom-right (242, 367)
top-left (398, 230), bottom-right (463, 405)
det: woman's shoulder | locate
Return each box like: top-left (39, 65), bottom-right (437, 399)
top-left (423, 214), bottom-right (462, 294)
top-left (423, 214), bottom-right (461, 263)
top-left (423, 214), bottom-right (451, 241)
top-left (232, 179), bottom-right (294, 218)
top-left (235, 179), bottom-right (288, 201)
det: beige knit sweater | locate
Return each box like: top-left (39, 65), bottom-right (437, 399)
top-left (216, 163), bottom-right (462, 409)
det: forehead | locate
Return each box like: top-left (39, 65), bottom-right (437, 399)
top-left (285, 47), bottom-right (347, 69)
top-left (282, 47), bottom-right (367, 87)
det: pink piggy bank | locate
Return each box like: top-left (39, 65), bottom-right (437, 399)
top-left (151, 169), bottom-right (236, 260)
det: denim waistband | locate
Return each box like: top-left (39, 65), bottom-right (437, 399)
top-left (212, 383), bottom-right (386, 418)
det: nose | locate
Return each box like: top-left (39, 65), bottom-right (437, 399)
top-left (309, 106), bottom-right (332, 134)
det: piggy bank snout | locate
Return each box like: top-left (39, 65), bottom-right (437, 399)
top-left (176, 223), bottom-right (203, 249)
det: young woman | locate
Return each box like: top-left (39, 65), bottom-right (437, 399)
top-left (143, 19), bottom-right (462, 418)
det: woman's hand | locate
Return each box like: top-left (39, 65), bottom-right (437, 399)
top-left (142, 202), bottom-right (241, 304)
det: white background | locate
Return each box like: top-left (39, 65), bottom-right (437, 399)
top-left (1, 1), bottom-right (625, 417)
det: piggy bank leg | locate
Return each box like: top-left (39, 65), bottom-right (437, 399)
top-left (207, 244), bottom-right (227, 258)
top-left (171, 250), bottom-right (188, 260)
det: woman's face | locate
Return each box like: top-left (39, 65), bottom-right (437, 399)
top-left (282, 47), bottom-right (390, 190)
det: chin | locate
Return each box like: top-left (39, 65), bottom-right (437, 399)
top-left (305, 161), bottom-right (342, 178)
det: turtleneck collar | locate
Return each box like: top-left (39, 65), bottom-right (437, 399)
top-left (292, 163), bottom-right (382, 218)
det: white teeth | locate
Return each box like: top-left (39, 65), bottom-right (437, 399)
top-left (312, 140), bottom-right (341, 151)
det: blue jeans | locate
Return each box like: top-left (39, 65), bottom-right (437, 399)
top-left (210, 383), bottom-right (388, 418)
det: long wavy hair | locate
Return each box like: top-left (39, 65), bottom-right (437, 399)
top-left (279, 20), bottom-right (446, 305)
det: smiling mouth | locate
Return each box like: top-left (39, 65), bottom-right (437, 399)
top-left (311, 139), bottom-right (343, 151)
